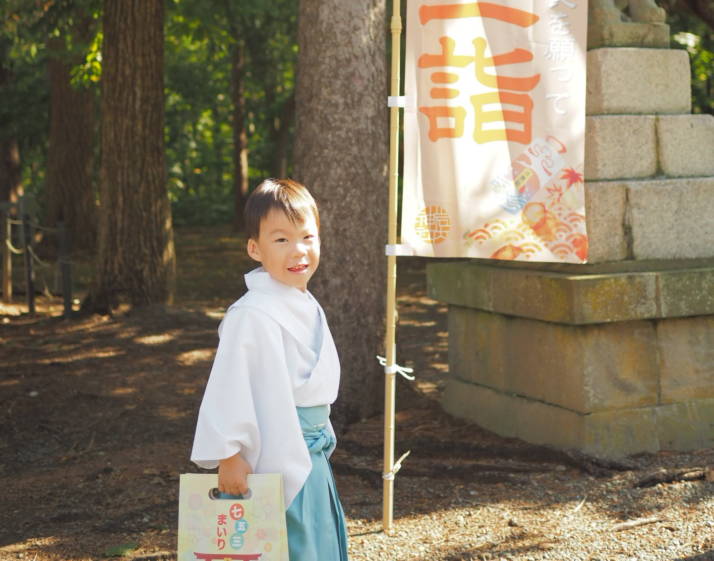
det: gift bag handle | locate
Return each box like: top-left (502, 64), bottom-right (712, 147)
top-left (208, 487), bottom-right (253, 500)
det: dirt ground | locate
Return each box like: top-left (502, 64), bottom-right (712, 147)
top-left (1, 225), bottom-right (713, 561)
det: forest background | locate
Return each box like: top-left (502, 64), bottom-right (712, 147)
top-left (3, 0), bottom-right (713, 232)
top-left (1, 0), bottom-right (713, 426)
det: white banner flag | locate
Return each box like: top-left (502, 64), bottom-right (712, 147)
top-left (402, 0), bottom-right (589, 262)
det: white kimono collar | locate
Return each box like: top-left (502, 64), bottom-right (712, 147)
top-left (237, 267), bottom-right (322, 352)
top-left (244, 267), bottom-right (314, 301)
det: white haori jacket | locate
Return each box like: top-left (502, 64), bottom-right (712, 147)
top-left (190, 268), bottom-right (341, 508)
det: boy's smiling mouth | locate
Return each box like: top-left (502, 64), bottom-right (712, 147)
top-left (288, 264), bottom-right (309, 273)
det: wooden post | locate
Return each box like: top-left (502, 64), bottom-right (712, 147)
top-left (1, 207), bottom-right (11, 303)
top-left (382, 0), bottom-right (402, 535)
top-left (58, 222), bottom-right (72, 316)
top-left (19, 198), bottom-right (35, 315)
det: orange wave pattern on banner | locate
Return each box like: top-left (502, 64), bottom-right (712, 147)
top-left (463, 167), bottom-right (587, 261)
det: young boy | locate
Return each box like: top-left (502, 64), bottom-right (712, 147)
top-left (191, 178), bottom-right (349, 560)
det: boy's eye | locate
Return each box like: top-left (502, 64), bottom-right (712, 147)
top-left (275, 237), bottom-right (288, 243)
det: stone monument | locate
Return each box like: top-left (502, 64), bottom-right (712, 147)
top-left (427, 4), bottom-right (714, 458)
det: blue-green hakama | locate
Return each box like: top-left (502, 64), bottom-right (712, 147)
top-left (286, 405), bottom-right (349, 561)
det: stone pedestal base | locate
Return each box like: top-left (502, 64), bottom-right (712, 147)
top-left (428, 261), bottom-right (714, 458)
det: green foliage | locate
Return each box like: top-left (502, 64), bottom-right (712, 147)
top-left (165, 0), bottom-right (298, 225)
top-left (1, 0), bottom-right (298, 226)
top-left (669, 11), bottom-right (714, 115)
top-left (0, 0), bottom-right (101, 199)
top-left (2, 1), bottom-right (711, 229)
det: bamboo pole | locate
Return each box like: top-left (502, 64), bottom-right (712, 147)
top-left (382, 0), bottom-right (402, 535)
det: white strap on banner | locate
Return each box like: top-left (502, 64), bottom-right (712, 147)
top-left (383, 450), bottom-right (411, 480)
top-left (385, 244), bottom-right (415, 256)
top-left (376, 355), bottom-right (415, 381)
top-left (387, 96), bottom-right (406, 108)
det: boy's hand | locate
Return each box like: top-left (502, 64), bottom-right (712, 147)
top-left (218, 452), bottom-right (253, 496)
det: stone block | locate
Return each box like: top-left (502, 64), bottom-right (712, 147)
top-left (657, 115), bottom-right (714, 177)
top-left (448, 306), bottom-right (508, 391)
top-left (441, 378), bottom-right (518, 438)
top-left (655, 399), bottom-right (714, 451)
top-left (587, 21), bottom-right (670, 50)
top-left (579, 321), bottom-right (660, 412)
top-left (586, 48), bottom-right (691, 115)
top-left (627, 177), bottom-right (714, 260)
top-left (585, 116), bottom-right (657, 180)
top-left (489, 269), bottom-right (573, 323)
top-left (427, 261), bottom-right (493, 311)
top-left (459, 310), bottom-right (660, 412)
top-left (585, 181), bottom-right (628, 263)
top-left (658, 268), bottom-right (714, 318)
top-left (504, 315), bottom-right (585, 410)
top-left (573, 273), bottom-right (658, 324)
top-left (446, 306), bottom-right (661, 413)
top-left (443, 379), bottom-right (714, 458)
top-left (583, 407), bottom-right (660, 458)
top-left (657, 317), bottom-right (714, 403)
top-left (511, 393), bottom-right (583, 451)
top-left (428, 261), bottom-right (714, 324)
top-left (441, 379), bottom-right (664, 458)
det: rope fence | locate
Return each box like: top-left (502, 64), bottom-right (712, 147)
top-left (1, 196), bottom-right (74, 316)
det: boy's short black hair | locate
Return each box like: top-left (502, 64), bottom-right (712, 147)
top-left (244, 178), bottom-right (320, 240)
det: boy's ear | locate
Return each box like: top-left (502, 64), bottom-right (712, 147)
top-left (246, 238), bottom-right (262, 263)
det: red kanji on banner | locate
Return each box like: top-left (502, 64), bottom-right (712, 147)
top-left (473, 38), bottom-right (540, 92)
top-left (471, 91), bottom-right (534, 144)
top-left (419, 2), bottom-right (539, 27)
top-left (417, 2), bottom-right (540, 145)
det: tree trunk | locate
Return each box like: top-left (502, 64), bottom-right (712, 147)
top-left (87, 0), bottom-right (175, 312)
top-left (271, 92), bottom-right (295, 177)
top-left (0, 139), bottom-right (21, 205)
top-left (231, 40), bottom-right (249, 232)
top-left (0, 41), bottom-right (22, 205)
top-left (45, 30), bottom-right (97, 252)
top-left (294, 0), bottom-right (389, 427)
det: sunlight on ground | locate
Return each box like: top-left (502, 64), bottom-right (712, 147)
top-left (37, 348), bottom-right (123, 365)
top-left (110, 387), bottom-right (137, 396)
top-left (113, 326), bottom-right (141, 339)
top-left (204, 309), bottom-right (226, 320)
top-left (157, 405), bottom-right (189, 420)
top-left (133, 332), bottom-right (178, 346)
top-left (176, 348), bottom-right (214, 366)
top-left (1, 535), bottom-right (59, 556)
top-left (0, 378), bottom-right (20, 387)
top-left (0, 303), bottom-right (23, 316)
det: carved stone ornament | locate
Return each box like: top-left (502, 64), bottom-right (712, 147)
top-left (588, 0), bottom-right (670, 49)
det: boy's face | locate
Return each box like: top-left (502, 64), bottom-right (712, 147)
top-left (247, 208), bottom-right (320, 292)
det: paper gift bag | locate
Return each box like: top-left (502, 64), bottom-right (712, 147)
top-left (178, 473), bottom-right (289, 561)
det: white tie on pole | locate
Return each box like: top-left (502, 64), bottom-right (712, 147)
top-left (377, 355), bottom-right (415, 381)
top-left (383, 450), bottom-right (411, 481)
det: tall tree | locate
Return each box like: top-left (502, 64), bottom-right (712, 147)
top-left (0, 39), bottom-right (23, 205)
top-left (45, 19), bottom-right (97, 251)
top-left (225, 4), bottom-right (249, 232)
top-left (294, 0), bottom-right (389, 427)
top-left (86, 0), bottom-right (175, 312)
top-left (0, 139), bottom-right (22, 205)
